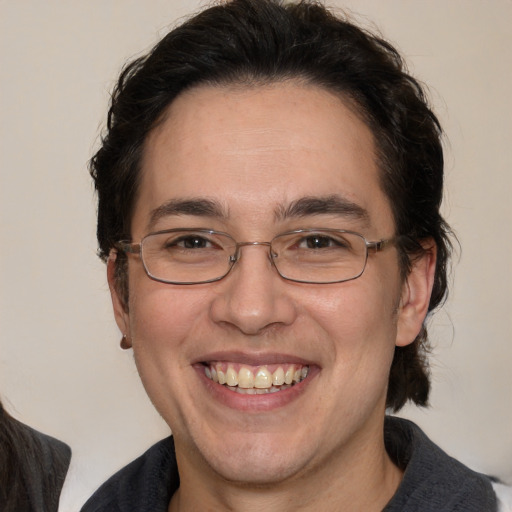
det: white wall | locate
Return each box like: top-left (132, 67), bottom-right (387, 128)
top-left (0, 1), bottom-right (510, 509)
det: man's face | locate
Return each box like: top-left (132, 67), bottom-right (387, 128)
top-left (110, 82), bottom-right (430, 486)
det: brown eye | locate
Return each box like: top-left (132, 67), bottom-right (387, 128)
top-left (175, 236), bottom-right (211, 249)
top-left (297, 235), bottom-right (349, 250)
top-left (304, 235), bottom-right (332, 249)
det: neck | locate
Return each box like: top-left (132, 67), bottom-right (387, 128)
top-left (168, 420), bottom-right (402, 512)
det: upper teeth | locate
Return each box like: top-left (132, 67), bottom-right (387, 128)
top-left (205, 363), bottom-right (309, 391)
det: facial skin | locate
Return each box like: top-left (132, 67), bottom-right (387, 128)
top-left (109, 82), bottom-right (435, 511)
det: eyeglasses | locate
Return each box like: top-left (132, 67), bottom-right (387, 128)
top-left (115, 228), bottom-right (395, 285)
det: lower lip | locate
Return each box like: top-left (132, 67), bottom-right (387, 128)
top-left (194, 364), bottom-right (318, 412)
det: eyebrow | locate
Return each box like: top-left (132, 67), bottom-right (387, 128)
top-left (148, 198), bottom-right (228, 229)
top-left (148, 194), bottom-right (369, 230)
top-left (276, 195), bottom-right (369, 224)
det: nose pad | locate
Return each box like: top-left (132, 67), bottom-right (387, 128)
top-left (269, 249), bottom-right (280, 269)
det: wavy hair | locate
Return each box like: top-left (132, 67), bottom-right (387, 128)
top-left (91, 0), bottom-right (452, 411)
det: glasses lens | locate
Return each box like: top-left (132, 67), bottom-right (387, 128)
top-left (271, 230), bottom-right (367, 283)
top-left (141, 230), bottom-right (234, 284)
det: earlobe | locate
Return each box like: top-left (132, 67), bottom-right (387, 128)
top-left (120, 334), bottom-right (131, 350)
top-left (107, 250), bottom-right (132, 347)
top-left (395, 242), bottom-right (437, 347)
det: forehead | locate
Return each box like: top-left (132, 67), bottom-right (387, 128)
top-left (134, 82), bottom-right (394, 236)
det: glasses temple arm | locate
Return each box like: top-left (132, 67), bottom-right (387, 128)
top-left (114, 241), bottom-right (141, 254)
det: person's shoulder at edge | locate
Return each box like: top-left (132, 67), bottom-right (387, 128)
top-left (384, 416), bottom-right (498, 512)
top-left (80, 436), bottom-right (178, 512)
top-left (0, 403), bottom-right (71, 512)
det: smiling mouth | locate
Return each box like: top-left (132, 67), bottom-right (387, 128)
top-left (203, 363), bottom-right (309, 394)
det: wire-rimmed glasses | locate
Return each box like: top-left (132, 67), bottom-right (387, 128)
top-left (115, 228), bottom-right (394, 285)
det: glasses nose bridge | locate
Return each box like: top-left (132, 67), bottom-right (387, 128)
top-left (229, 240), bottom-right (274, 265)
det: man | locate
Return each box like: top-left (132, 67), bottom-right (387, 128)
top-left (81, 0), bottom-right (502, 510)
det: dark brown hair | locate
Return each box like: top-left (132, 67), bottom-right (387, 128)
top-left (91, 0), bottom-right (452, 411)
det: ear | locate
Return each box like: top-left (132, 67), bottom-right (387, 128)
top-left (395, 241), bottom-right (437, 347)
top-left (107, 250), bottom-right (132, 348)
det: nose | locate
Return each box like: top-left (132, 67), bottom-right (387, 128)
top-left (209, 243), bottom-right (297, 335)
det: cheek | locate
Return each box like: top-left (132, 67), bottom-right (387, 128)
top-left (305, 277), bottom-right (399, 341)
top-left (126, 284), bottom-right (213, 416)
top-left (303, 273), bottom-right (401, 398)
top-left (127, 275), bottom-right (214, 361)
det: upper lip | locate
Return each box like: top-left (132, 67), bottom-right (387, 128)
top-left (192, 350), bottom-right (316, 367)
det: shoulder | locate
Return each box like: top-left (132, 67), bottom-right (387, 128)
top-left (0, 410), bottom-right (71, 512)
top-left (385, 416), bottom-right (498, 512)
top-left (24, 423), bottom-right (71, 472)
top-left (80, 436), bottom-right (178, 512)
top-left (0, 412), bottom-right (71, 471)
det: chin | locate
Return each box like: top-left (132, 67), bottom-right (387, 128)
top-left (210, 455), bottom-right (304, 487)
top-left (198, 432), bottom-right (311, 486)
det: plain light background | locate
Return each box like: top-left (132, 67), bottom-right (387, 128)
top-left (1, 1), bottom-right (511, 509)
